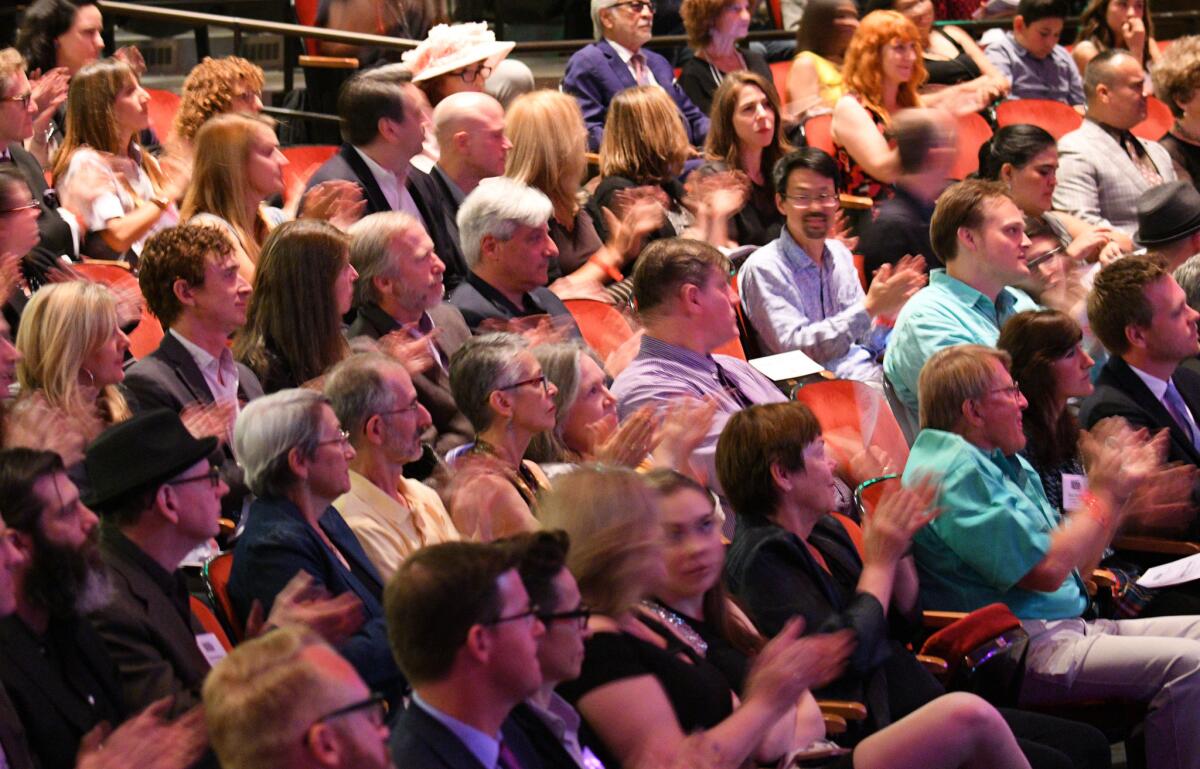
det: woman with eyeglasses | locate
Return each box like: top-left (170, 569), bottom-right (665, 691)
top-left (545, 465), bottom-right (857, 769)
top-left (677, 0), bottom-right (773, 117)
top-left (446, 332), bottom-right (556, 542)
top-left (233, 220), bottom-right (357, 394)
top-left (717, 402), bottom-right (1113, 769)
top-left (401, 22), bottom-right (514, 107)
top-left (977, 125), bottom-right (1129, 264)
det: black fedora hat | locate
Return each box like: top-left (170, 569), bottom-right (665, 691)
top-left (1135, 181), bottom-right (1200, 247)
top-left (83, 409), bottom-right (219, 510)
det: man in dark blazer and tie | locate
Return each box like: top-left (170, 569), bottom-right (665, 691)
top-left (347, 212), bottom-right (473, 456)
top-left (303, 66), bottom-right (469, 290)
top-left (124, 226), bottom-right (264, 522)
top-left (387, 541), bottom-right (547, 769)
top-left (1081, 256), bottom-right (1200, 535)
top-left (562, 0), bottom-right (709, 151)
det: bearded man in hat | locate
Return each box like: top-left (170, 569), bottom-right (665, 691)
top-left (1135, 180), bottom-right (1200, 270)
top-left (84, 409), bottom-right (366, 716)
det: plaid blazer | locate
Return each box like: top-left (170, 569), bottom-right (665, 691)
top-left (1052, 118), bottom-right (1176, 235)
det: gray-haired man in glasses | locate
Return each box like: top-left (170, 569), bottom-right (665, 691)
top-left (562, 0), bottom-right (709, 151)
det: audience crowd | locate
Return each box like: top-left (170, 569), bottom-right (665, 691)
top-left (5, 1), bottom-right (1200, 769)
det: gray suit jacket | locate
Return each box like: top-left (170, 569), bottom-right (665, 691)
top-left (1053, 118), bottom-right (1177, 234)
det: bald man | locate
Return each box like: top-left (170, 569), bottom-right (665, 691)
top-left (420, 92), bottom-right (513, 290)
top-left (1053, 48), bottom-right (1176, 235)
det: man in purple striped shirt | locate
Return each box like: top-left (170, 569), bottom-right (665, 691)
top-left (612, 238), bottom-right (786, 495)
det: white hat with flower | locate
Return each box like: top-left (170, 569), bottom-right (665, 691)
top-left (401, 23), bottom-right (516, 83)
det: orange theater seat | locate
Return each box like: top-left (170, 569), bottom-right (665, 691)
top-left (145, 89), bottom-right (181, 145)
top-left (72, 261), bottom-right (164, 360)
top-left (769, 60), bottom-right (790, 103)
top-left (793, 378), bottom-right (910, 480)
top-left (995, 99), bottom-right (1082, 140)
top-left (1131, 96), bottom-right (1172, 141)
top-left (189, 595), bottom-right (234, 652)
top-left (803, 113), bottom-right (835, 156)
top-left (203, 551), bottom-right (243, 641)
top-left (563, 298), bottom-right (636, 361)
top-left (281, 145), bottom-right (339, 205)
top-left (949, 111), bottom-right (992, 180)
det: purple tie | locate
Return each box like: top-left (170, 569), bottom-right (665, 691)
top-left (498, 741), bottom-right (524, 769)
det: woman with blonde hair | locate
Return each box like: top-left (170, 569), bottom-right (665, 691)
top-left (181, 113), bottom-right (288, 279)
top-left (544, 465), bottom-right (857, 769)
top-left (830, 10), bottom-right (925, 207)
top-left (53, 58), bottom-right (186, 263)
top-left (705, 71), bottom-right (791, 246)
top-left (173, 55), bottom-right (265, 146)
top-left (7, 281), bottom-right (132, 466)
top-left (587, 86), bottom-right (691, 247)
top-left (505, 90), bottom-right (659, 293)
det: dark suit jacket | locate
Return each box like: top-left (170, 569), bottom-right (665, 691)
top-left (389, 700), bottom-right (544, 769)
top-left (227, 496), bottom-right (404, 700)
top-left (347, 302), bottom-right (474, 454)
top-left (122, 332), bottom-right (264, 519)
top-left (448, 272), bottom-right (581, 338)
top-left (1079, 356), bottom-right (1200, 532)
top-left (0, 683), bottom-right (35, 769)
top-left (562, 39), bottom-right (710, 151)
top-left (0, 615), bottom-right (126, 769)
top-left (508, 702), bottom-right (585, 769)
top-left (7, 142), bottom-right (75, 286)
top-left (304, 145), bottom-right (468, 290)
top-left (89, 531), bottom-right (210, 715)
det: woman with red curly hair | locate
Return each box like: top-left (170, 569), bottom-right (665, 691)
top-left (830, 10), bottom-right (925, 208)
top-left (173, 56), bottom-right (265, 147)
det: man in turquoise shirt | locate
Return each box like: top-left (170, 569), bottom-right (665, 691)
top-left (904, 343), bottom-right (1200, 769)
top-left (884, 179), bottom-right (1039, 416)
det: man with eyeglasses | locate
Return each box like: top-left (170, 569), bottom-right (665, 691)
top-left (884, 178), bottom-right (1039, 418)
top-left (1081, 256), bottom-right (1200, 535)
top-left (904, 343), bottom-right (1200, 769)
top-left (82, 409), bottom-right (366, 718)
top-left (326, 353), bottom-right (460, 583)
top-left (204, 625), bottom-right (393, 769)
top-left (563, 0), bottom-right (709, 151)
top-left (505, 531), bottom-right (604, 769)
top-left (386, 541), bottom-right (546, 769)
top-left (0, 47), bottom-right (76, 286)
top-left (739, 148), bottom-right (926, 388)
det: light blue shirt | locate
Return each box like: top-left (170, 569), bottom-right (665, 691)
top-left (984, 31), bottom-right (1085, 106)
top-left (904, 429), bottom-right (1090, 620)
top-left (411, 692), bottom-right (501, 769)
top-left (739, 229), bottom-right (888, 385)
top-left (883, 269), bottom-right (1039, 414)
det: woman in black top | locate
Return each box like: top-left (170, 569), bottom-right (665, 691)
top-left (678, 0), bottom-right (773, 116)
top-left (545, 466), bottom-right (851, 769)
top-left (716, 401), bottom-right (1114, 769)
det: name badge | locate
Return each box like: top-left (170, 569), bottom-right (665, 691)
top-left (1061, 472), bottom-right (1088, 512)
top-left (195, 633), bottom-right (228, 667)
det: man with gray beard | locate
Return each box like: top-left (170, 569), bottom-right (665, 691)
top-left (0, 449), bottom-right (126, 769)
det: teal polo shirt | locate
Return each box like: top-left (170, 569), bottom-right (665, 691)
top-left (884, 270), bottom-right (1039, 414)
top-left (904, 429), bottom-right (1089, 620)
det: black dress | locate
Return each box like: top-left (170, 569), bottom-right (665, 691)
top-left (1160, 132), bottom-right (1200, 193)
top-left (923, 31), bottom-right (981, 87)
top-left (677, 48), bottom-right (775, 116)
top-left (557, 617), bottom-right (733, 769)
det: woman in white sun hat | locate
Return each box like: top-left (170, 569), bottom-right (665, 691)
top-left (402, 22), bottom-right (516, 107)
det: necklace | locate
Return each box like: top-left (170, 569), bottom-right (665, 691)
top-left (641, 599), bottom-right (708, 657)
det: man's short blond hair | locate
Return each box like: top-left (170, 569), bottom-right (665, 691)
top-left (203, 627), bottom-right (341, 769)
top-left (0, 49), bottom-right (25, 95)
top-left (918, 344), bottom-right (1013, 433)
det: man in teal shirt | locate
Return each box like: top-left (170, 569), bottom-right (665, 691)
top-left (884, 179), bottom-right (1039, 416)
top-left (904, 343), bottom-right (1200, 769)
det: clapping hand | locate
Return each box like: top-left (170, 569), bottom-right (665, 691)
top-left (77, 699), bottom-right (207, 769)
top-left (244, 570), bottom-right (366, 646)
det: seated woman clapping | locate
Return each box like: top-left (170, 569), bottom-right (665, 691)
top-left (546, 465), bottom-right (855, 769)
top-left (716, 401), bottom-right (1112, 769)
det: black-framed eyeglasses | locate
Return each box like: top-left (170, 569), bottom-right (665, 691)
top-left (0, 92), bottom-right (31, 107)
top-left (316, 429), bottom-right (351, 448)
top-left (497, 375), bottom-right (549, 395)
top-left (782, 192), bottom-right (838, 207)
top-left (608, 0), bottom-right (656, 12)
top-left (538, 604), bottom-right (591, 629)
top-left (311, 693), bottom-right (389, 729)
top-left (168, 466), bottom-right (222, 489)
top-left (0, 200), bottom-right (38, 216)
top-left (454, 64), bottom-right (493, 84)
top-left (485, 603), bottom-right (542, 626)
